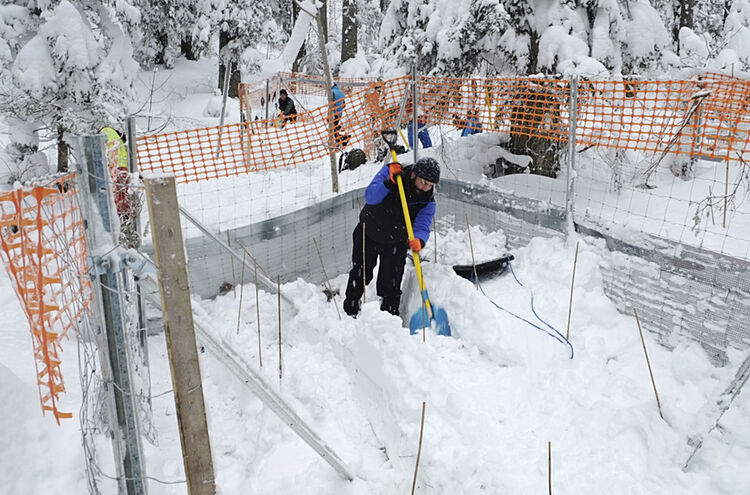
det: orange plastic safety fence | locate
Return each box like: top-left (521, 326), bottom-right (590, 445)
top-left (576, 78), bottom-right (750, 160)
top-left (419, 75), bottom-right (570, 141)
top-left (139, 76), bottom-right (410, 183)
top-left (0, 174), bottom-right (91, 424)
top-left (142, 74), bottom-right (750, 184)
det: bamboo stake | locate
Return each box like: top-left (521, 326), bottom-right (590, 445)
top-left (228, 232), bottom-right (236, 297)
top-left (313, 237), bottom-right (341, 319)
top-left (465, 214), bottom-right (479, 290)
top-left (255, 259), bottom-right (262, 368)
top-left (566, 241), bottom-right (580, 341)
top-left (278, 275), bottom-right (282, 381)
top-left (433, 215), bottom-right (437, 264)
top-left (633, 308), bottom-right (664, 420)
top-left (236, 248), bottom-right (246, 334)
top-left (548, 441), bottom-right (552, 495)
top-left (410, 402), bottom-right (427, 495)
top-left (723, 159), bottom-right (729, 229)
top-left (362, 222), bottom-right (367, 304)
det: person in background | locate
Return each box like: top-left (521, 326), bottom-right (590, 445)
top-left (461, 109), bottom-right (483, 137)
top-left (331, 82), bottom-right (349, 146)
top-left (343, 157), bottom-right (440, 317)
top-left (101, 125), bottom-right (140, 248)
top-left (407, 116), bottom-right (433, 149)
top-left (100, 126), bottom-right (129, 216)
top-left (278, 89), bottom-right (297, 125)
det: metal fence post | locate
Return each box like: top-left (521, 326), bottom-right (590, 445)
top-left (566, 76), bottom-right (579, 234)
top-left (75, 134), bottom-right (147, 495)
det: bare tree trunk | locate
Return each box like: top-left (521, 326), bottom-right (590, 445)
top-left (181, 37), bottom-right (197, 61)
top-left (320, 0), bottom-right (328, 42)
top-left (674, 0), bottom-right (695, 54)
top-left (57, 125), bottom-right (68, 173)
top-left (292, 0), bottom-right (306, 72)
top-left (219, 30), bottom-right (240, 98)
top-left (679, 0), bottom-right (694, 30)
top-left (341, 0), bottom-right (357, 63)
top-left (527, 29), bottom-right (539, 75)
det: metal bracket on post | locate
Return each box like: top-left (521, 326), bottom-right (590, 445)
top-left (75, 134), bottom-right (147, 495)
top-left (565, 76), bottom-right (579, 235)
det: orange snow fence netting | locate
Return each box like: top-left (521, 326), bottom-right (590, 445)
top-left (138, 76), bottom-right (411, 182)
top-left (0, 174), bottom-right (91, 423)
top-left (139, 74), bottom-right (750, 184)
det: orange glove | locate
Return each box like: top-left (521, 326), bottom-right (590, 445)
top-left (389, 162), bottom-right (402, 183)
top-left (409, 238), bottom-right (423, 252)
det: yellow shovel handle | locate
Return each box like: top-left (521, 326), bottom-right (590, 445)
top-left (390, 149), bottom-right (433, 317)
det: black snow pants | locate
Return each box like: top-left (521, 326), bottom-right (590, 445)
top-left (344, 221), bottom-right (408, 316)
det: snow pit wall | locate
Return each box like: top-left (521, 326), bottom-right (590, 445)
top-left (153, 179), bottom-right (750, 364)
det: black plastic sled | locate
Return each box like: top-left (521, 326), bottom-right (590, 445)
top-left (452, 254), bottom-right (515, 280)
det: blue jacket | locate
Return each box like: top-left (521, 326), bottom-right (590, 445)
top-left (332, 84), bottom-right (345, 116)
top-left (360, 165), bottom-right (435, 245)
top-left (461, 116), bottom-right (482, 137)
top-left (407, 121), bottom-right (433, 149)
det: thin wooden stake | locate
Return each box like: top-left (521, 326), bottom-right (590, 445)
top-left (362, 222), bottom-right (367, 304)
top-left (278, 275), bottom-right (282, 381)
top-left (566, 241), bottom-right (580, 341)
top-left (723, 159), bottom-right (729, 229)
top-left (633, 308), bottom-right (664, 420)
top-left (548, 441), bottom-right (552, 495)
top-left (410, 402), bottom-right (427, 495)
top-left (465, 214), bottom-right (479, 290)
top-left (255, 259), bottom-right (262, 368)
top-left (236, 249), bottom-right (247, 334)
top-left (433, 215), bottom-right (437, 264)
top-left (228, 232), bottom-right (236, 297)
top-left (313, 237), bottom-right (341, 320)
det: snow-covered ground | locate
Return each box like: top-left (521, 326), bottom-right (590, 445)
top-left (2, 58), bottom-right (750, 494)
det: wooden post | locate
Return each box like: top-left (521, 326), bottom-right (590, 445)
top-left (362, 223), bottom-right (367, 304)
top-left (566, 241), bottom-right (580, 341)
top-left (465, 214), bottom-right (479, 290)
top-left (278, 275), bottom-right (283, 381)
top-left (633, 308), bottom-right (664, 420)
top-left (228, 232), bottom-right (236, 297)
top-left (237, 249), bottom-right (246, 334)
top-left (255, 259), bottom-right (263, 368)
top-left (410, 402), bottom-right (427, 495)
top-left (548, 441), bottom-right (552, 495)
top-left (144, 176), bottom-right (216, 495)
top-left (723, 160), bottom-right (729, 229)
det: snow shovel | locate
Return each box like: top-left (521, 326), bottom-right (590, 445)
top-left (381, 130), bottom-right (451, 337)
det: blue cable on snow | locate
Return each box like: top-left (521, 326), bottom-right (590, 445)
top-left (471, 260), bottom-right (574, 359)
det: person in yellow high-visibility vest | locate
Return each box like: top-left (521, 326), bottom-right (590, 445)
top-left (100, 126), bottom-right (130, 216)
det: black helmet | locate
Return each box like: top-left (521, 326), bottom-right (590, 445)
top-left (413, 157), bottom-right (440, 184)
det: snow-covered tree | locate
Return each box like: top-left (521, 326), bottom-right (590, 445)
top-left (720, 0), bottom-right (750, 70)
top-left (379, 0), bottom-right (511, 76)
top-left (132, 0), bottom-right (203, 68)
top-left (0, 0), bottom-right (138, 173)
top-left (201, 0), bottom-right (277, 96)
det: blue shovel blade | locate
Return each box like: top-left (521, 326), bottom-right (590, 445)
top-left (409, 304), bottom-right (451, 337)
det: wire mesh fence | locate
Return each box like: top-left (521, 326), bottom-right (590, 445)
top-left (133, 71), bottom-right (750, 363)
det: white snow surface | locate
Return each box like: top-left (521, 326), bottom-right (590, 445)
top-left (1, 55), bottom-right (750, 495)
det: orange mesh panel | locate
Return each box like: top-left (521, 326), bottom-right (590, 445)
top-left (419, 76), bottom-right (570, 141)
top-left (0, 175), bottom-right (91, 424)
top-left (576, 78), bottom-right (750, 160)
top-left (141, 76), bottom-right (411, 183)
top-left (146, 75), bottom-right (750, 184)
